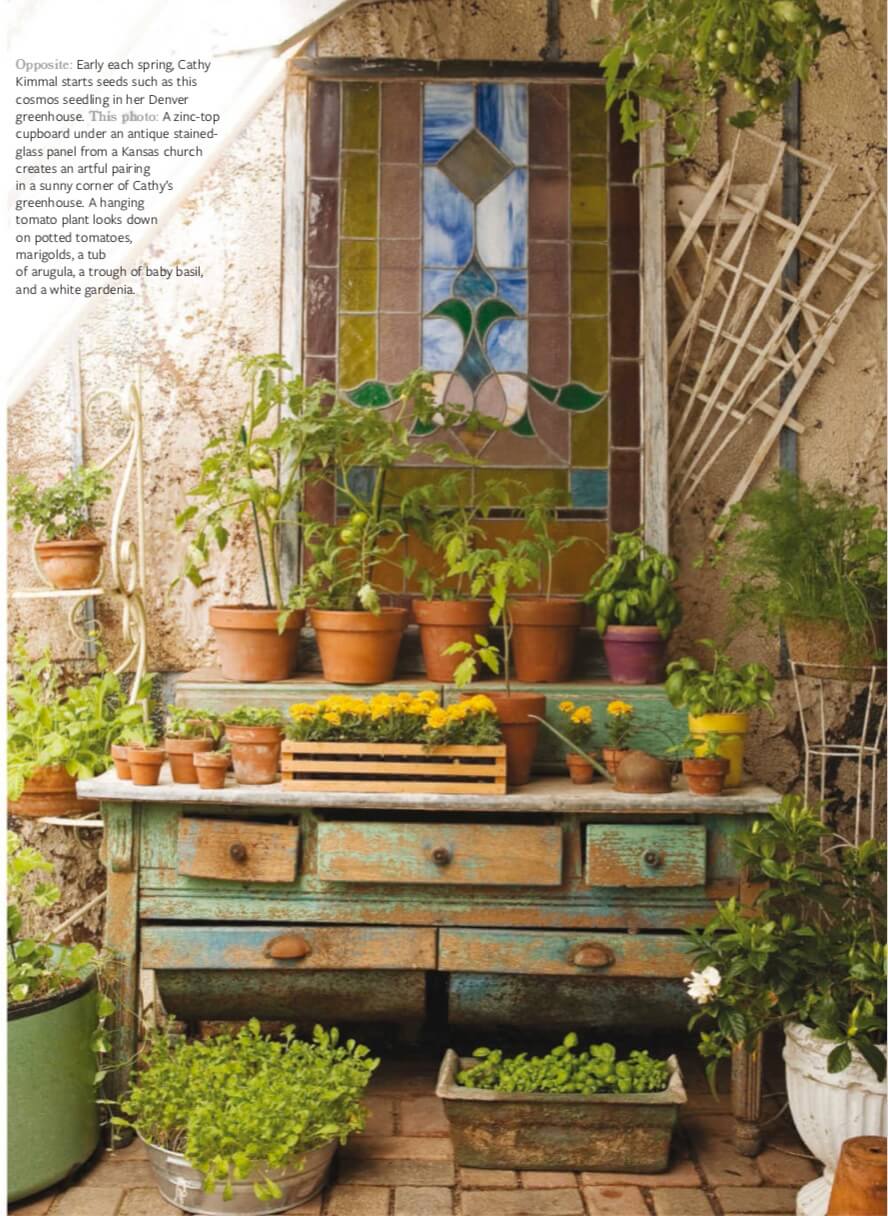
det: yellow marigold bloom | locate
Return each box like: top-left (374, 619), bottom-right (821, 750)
top-left (469, 695), bottom-right (495, 714)
top-left (571, 705), bottom-right (593, 725)
top-left (397, 691), bottom-right (414, 705)
top-left (406, 702), bottom-right (429, 715)
top-left (289, 702), bottom-right (319, 719)
top-left (426, 707), bottom-right (448, 728)
top-left (322, 711), bottom-right (341, 726)
top-left (447, 702), bottom-right (469, 719)
top-left (559, 700), bottom-right (575, 713)
top-left (418, 690), bottom-right (439, 704)
top-left (607, 700), bottom-right (633, 717)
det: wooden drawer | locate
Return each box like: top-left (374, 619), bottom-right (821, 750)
top-left (142, 925), bottom-right (436, 971)
top-left (585, 824), bottom-right (706, 888)
top-left (316, 821), bottom-right (562, 886)
top-left (438, 929), bottom-right (692, 977)
top-left (177, 818), bottom-right (299, 884)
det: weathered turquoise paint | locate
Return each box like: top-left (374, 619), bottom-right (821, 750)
top-left (585, 824), bottom-right (707, 888)
top-left (438, 928), bottom-right (694, 977)
top-left (448, 974), bottom-right (694, 1029)
top-left (142, 924), bottom-right (435, 970)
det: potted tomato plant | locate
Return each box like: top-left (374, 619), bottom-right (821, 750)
top-left (222, 707), bottom-right (284, 785)
top-left (9, 464), bottom-right (111, 590)
top-left (665, 642), bottom-right (774, 787)
top-left (584, 531), bottom-right (682, 684)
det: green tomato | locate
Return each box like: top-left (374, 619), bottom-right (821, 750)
top-left (339, 527), bottom-right (356, 544)
top-left (251, 451), bottom-right (273, 469)
top-left (715, 27), bottom-right (730, 43)
top-left (350, 511), bottom-right (368, 528)
top-left (266, 490), bottom-right (281, 508)
top-left (707, 59), bottom-right (720, 71)
top-left (691, 46), bottom-right (706, 63)
top-left (727, 40), bottom-right (739, 54)
top-left (759, 96), bottom-right (773, 111)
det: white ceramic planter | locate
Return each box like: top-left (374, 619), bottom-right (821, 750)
top-left (783, 1021), bottom-right (887, 1216)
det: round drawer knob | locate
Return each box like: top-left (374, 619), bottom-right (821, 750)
top-left (643, 849), bottom-right (663, 868)
top-left (229, 843), bottom-right (248, 863)
top-left (432, 846), bottom-right (452, 867)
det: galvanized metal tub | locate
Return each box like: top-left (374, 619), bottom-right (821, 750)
top-left (142, 1135), bottom-right (337, 1215)
top-left (436, 1049), bottom-right (686, 1173)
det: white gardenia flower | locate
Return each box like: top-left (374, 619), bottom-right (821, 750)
top-left (684, 966), bottom-right (722, 1005)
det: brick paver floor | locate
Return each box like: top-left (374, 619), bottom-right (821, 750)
top-left (11, 1049), bottom-right (816, 1216)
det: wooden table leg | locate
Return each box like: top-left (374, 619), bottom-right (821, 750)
top-left (102, 802), bottom-right (140, 1144)
top-left (731, 1038), bottom-right (764, 1156)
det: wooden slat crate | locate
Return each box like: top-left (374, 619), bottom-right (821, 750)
top-left (281, 740), bottom-right (507, 795)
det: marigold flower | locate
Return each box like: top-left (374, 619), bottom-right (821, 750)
top-left (571, 705), bottom-right (593, 725)
top-left (426, 708), bottom-right (448, 728)
top-left (322, 711), bottom-right (341, 726)
top-left (418, 690), bottom-right (439, 705)
top-left (469, 695), bottom-right (495, 714)
top-left (559, 700), bottom-right (575, 713)
top-left (607, 700), bottom-right (633, 717)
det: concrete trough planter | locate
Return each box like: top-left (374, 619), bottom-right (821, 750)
top-left (436, 1049), bottom-right (686, 1173)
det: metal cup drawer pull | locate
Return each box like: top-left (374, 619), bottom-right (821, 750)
top-left (263, 934), bottom-right (312, 961)
top-left (569, 942), bottom-right (615, 969)
top-left (643, 849), bottom-right (664, 868)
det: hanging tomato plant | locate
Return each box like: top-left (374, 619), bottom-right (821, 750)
top-left (596, 0), bottom-right (844, 159)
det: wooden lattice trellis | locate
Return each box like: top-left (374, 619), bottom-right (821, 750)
top-left (666, 127), bottom-right (883, 535)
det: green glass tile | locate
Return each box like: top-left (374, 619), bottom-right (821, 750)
top-left (386, 467), bottom-right (468, 500)
top-left (342, 151), bottom-right (379, 238)
top-left (510, 412), bottom-right (535, 437)
top-left (571, 316), bottom-right (608, 389)
top-left (430, 298), bottom-right (472, 339)
top-left (339, 314), bottom-right (376, 389)
top-left (571, 243), bottom-right (608, 315)
top-left (571, 402), bottom-right (609, 466)
top-left (570, 85), bottom-right (607, 155)
top-left (557, 383), bottom-right (605, 412)
top-left (476, 468), bottom-right (568, 498)
top-left (412, 418), bottom-right (437, 436)
top-left (571, 158), bottom-right (608, 240)
top-left (477, 297), bottom-right (516, 339)
top-left (343, 81), bottom-right (379, 151)
top-left (340, 239), bottom-right (378, 312)
top-left (348, 380), bottom-right (392, 408)
top-left (529, 378), bottom-right (558, 403)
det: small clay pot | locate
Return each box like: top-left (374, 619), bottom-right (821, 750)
top-left (602, 747), bottom-right (630, 777)
top-left (682, 755), bottom-right (729, 796)
top-left (110, 743), bottom-right (132, 780)
top-left (413, 599), bottom-right (491, 683)
top-left (127, 746), bottom-right (166, 787)
top-left (565, 753), bottom-right (597, 785)
top-left (226, 725), bottom-right (283, 785)
top-left (311, 608), bottom-right (408, 685)
top-left (614, 750), bottom-right (674, 795)
top-left (481, 692), bottom-right (546, 787)
top-left (508, 599), bottom-right (583, 683)
top-left (602, 625), bottom-right (668, 685)
top-left (35, 536), bottom-right (104, 590)
top-left (827, 1136), bottom-right (887, 1216)
top-left (165, 737), bottom-right (215, 785)
top-left (8, 765), bottom-right (79, 818)
top-left (209, 605), bottom-right (304, 683)
top-left (193, 753), bottom-right (230, 791)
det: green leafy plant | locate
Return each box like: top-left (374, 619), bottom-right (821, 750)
top-left (222, 706), bottom-right (282, 728)
top-left (286, 690), bottom-right (501, 747)
top-left (685, 795), bottom-right (886, 1087)
top-left (596, 0), bottom-right (844, 160)
top-left (290, 508), bottom-right (405, 615)
top-left (702, 472), bottom-right (886, 659)
top-left (9, 465), bottom-right (112, 541)
top-left (114, 1021), bottom-right (378, 1201)
top-left (7, 637), bottom-right (153, 801)
top-left (669, 729), bottom-right (731, 759)
top-left (513, 488), bottom-right (587, 600)
top-left (665, 642), bottom-right (775, 716)
top-left (163, 706), bottom-right (221, 741)
top-left (457, 1032), bottom-right (670, 1095)
top-left (585, 530), bottom-right (682, 638)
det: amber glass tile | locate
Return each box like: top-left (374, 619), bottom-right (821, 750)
top-left (609, 104), bottom-right (639, 184)
top-left (305, 269), bottom-right (337, 357)
top-left (341, 152), bottom-right (379, 238)
top-left (339, 314), bottom-right (376, 389)
top-left (610, 185), bottom-right (640, 271)
top-left (309, 80), bottom-right (340, 178)
top-left (571, 157), bottom-right (607, 240)
top-left (610, 448), bottom-right (641, 532)
top-left (380, 164), bottom-right (421, 239)
top-left (571, 243), bottom-right (608, 316)
top-left (571, 402), bottom-right (609, 466)
top-left (387, 465), bottom-right (467, 499)
top-left (476, 470), bottom-right (568, 501)
top-left (529, 315), bottom-right (569, 384)
top-left (379, 313), bottom-right (420, 382)
top-left (478, 518), bottom-right (606, 594)
top-left (529, 83), bottom-right (568, 167)
top-left (340, 239), bottom-right (377, 312)
top-left (610, 361), bottom-right (641, 447)
top-left (343, 81), bottom-right (379, 151)
top-left (306, 179), bottom-right (338, 268)
top-left (528, 242), bottom-right (569, 314)
top-left (570, 85), bottom-right (607, 156)
top-left (571, 316), bottom-right (608, 388)
top-left (529, 169), bottom-right (569, 241)
top-left (405, 530), bottom-right (455, 597)
top-left (611, 274), bottom-right (640, 358)
top-left (381, 81), bottom-right (420, 162)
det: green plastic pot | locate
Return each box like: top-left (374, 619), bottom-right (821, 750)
top-left (8, 972), bottom-right (100, 1202)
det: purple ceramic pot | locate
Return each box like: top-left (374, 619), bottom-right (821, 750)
top-left (603, 625), bottom-right (668, 685)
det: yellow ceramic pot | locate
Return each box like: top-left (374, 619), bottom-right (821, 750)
top-left (688, 712), bottom-right (749, 787)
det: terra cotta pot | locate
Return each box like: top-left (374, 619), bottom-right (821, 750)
top-left (35, 536), bottom-right (104, 590)
top-left (826, 1137), bottom-right (887, 1216)
top-left (225, 725), bottom-right (283, 785)
top-left (682, 755), bottom-right (729, 796)
top-left (565, 753), bottom-right (597, 784)
top-left (127, 747), bottom-right (166, 787)
top-left (482, 691), bottom-right (546, 787)
top-left (614, 750), bottom-right (674, 794)
top-left (602, 747), bottom-right (630, 777)
top-left (110, 744), bottom-right (132, 780)
top-left (209, 605), bottom-right (304, 683)
top-left (509, 599), bottom-right (583, 683)
top-left (311, 607), bottom-right (408, 685)
top-left (414, 599), bottom-right (490, 683)
top-left (165, 737), bottom-right (214, 784)
top-left (602, 625), bottom-right (668, 685)
top-left (193, 753), bottom-right (230, 790)
top-left (8, 765), bottom-right (80, 817)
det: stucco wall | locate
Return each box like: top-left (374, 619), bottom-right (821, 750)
top-left (8, 0), bottom-right (885, 924)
